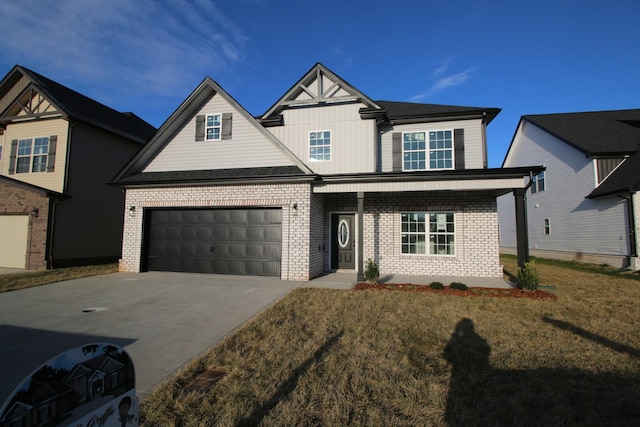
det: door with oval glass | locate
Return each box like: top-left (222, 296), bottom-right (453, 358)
top-left (331, 214), bottom-right (355, 269)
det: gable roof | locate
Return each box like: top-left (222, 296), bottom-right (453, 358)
top-left (260, 62), bottom-right (381, 121)
top-left (113, 77), bottom-right (314, 184)
top-left (0, 65), bottom-right (156, 144)
top-left (523, 109), bottom-right (640, 156)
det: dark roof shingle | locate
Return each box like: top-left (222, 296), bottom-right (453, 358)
top-left (375, 100), bottom-right (501, 124)
top-left (524, 109), bottom-right (640, 156)
top-left (6, 66), bottom-right (156, 144)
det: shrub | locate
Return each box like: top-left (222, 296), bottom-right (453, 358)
top-left (429, 282), bottom-right (444, 290)
top-left (363, 258), bottom-right (380, 284)
top-left (449, 282), bottom-right (468, 291)
top-left (518, 261), bottom-right (540, 291)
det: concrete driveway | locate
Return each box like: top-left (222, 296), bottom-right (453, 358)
top-left (0, 272), bottom-right (302, 404)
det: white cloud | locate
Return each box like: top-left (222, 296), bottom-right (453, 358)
top-left (0, 0), bottom-right (249, 105)
top-left (409, 66), bottom-right (478, 102)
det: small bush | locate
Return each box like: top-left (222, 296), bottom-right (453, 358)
top-left (429, 282), bottom-right (444, 290)
top-left (518, 261), bottom-right (540, 291)
top-left (449, 282), bottom-right (468, 291)
top-left (364, 258), bottom-right (380, 283)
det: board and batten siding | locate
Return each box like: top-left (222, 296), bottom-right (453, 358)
top-left (144, 93), bottom-right (294, 172)
top-left (2, 118), bottom-right (69, 193)
top-left (0, 75), bottom-right (30, 115)
top-left (267, 103), bottom-right (376, 174)
top-left (380, 119), bottom-right (484, 172)
top-left (499, 121), bottom-right (629, 258)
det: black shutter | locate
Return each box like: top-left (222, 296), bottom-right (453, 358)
top-left (454, 128), bottom-right (465, 170)
top-left (47, 135), bottom-right (57, 172)
top-left (221, 113), bottom-right (232, 140)
top-left (8, 139), bottom-right (17, 174)
top-left (392, 132), bottom-right (402, 172)
top-left (195, 115), bottom-right (205, 141)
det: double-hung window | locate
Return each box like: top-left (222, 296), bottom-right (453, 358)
top-left (401, 212), bottom-right (455, 255)
top-left (309, 130), bottom-right (331, 162)
top-left (403, 130), bottom-right (453, 171)
top-left (531, 171), bottom-right (545, 193)
top-left (16, 137), bottom-right (49, 173)
top-left (206, 114), bottom-right (221, 140)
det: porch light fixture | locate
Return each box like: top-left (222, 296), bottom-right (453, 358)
top-left (292, 203), bottom-right (298, 211)
top-left (31, 208), bottom-right (39, 217)
top-left (129, 206), bottom-right (136, 216)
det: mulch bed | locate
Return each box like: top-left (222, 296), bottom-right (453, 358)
top-left (354, 282), bottom-right (556, 299)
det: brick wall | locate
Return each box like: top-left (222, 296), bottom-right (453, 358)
top-left (0, 181), bottom-right (50, 270)
top-left (324, 191), bottom-right (503, 278)
top-left (120, 182), bottom-right (315, 280)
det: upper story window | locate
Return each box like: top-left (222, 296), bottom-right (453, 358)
top-left (16, 137), bottom-right (49, 173)
top-left (401, 211), bottom-right (455, 255)
top-left (206, 114), bottom-right (221, 140)
top-left (403, 130), bottom-right (453, 171)
top-left (309, 130), bottom-right (331, 162)
top-left (531, 171), bottom-right (545, 194)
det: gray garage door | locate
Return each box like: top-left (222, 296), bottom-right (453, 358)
top-left (145, 208), bottom-right (282, 277)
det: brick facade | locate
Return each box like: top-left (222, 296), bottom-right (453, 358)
top-left (0, 180), bottom-right (51, 270)
top-left (122, 185), bottom-right (502, 280)
top-left (120, 182), bottom-right (315, 280)
top-left (324, 191), bottom-right (502, 278)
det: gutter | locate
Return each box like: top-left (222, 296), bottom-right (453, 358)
top-left (618, 193), bottom-right (638, 263)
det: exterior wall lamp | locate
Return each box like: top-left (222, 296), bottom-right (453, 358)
top-left (31, 208), bottom-right (39, 217)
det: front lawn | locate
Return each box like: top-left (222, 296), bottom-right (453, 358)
top-left (140, 257), bottom-right (640, 426)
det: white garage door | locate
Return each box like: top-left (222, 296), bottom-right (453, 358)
top-left (0, 215), bottom-right (29, 268)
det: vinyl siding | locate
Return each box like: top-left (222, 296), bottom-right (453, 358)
top-left (51, 123), bottom-right (140, 261)
top-left (1, 118), bottom-right (69, 193)
top-left (267, 103), bottom-right (376, 174)
top-left (500, 121), bottom-right (629, 258)
top-left (144, 93), bottom-right (294, 172)
top-left (380, 119), bottom-right (484, 172)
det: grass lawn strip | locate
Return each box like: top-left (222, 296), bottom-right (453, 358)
top-left (140, 257), bottom-right (640, 426)
top-left (0, 264), bottom-right (118, 293)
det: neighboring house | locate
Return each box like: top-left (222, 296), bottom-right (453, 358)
top-left (0, 65), bottom-right (156, 269)
top-left (499, 109), bottom-right (640, 269)
top-left (113, 63), bottom-right (540, 280)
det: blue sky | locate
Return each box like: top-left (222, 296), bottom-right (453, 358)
top-left (1, 0), bottom-right (638, 167)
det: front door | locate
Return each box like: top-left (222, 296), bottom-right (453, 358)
top-left (332, 214), bottom-right (355, 269)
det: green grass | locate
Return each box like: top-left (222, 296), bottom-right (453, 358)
top-left (0, 264), bottom-right (118, 292)
top-left (139, 256), bottom-right (640, 426)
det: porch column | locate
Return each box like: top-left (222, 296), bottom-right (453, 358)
top-left (514, 188), bottom-right (529, 269)
top-left (357, 191), bottom-right (365, 281)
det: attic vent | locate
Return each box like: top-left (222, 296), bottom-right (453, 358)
top-left (596, 158), bottom-right (625, 184)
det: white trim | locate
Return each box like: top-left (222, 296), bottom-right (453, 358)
top-left (205, 113), bottom-right (222, 141)
top-left (309, 130), bottom-right (331, 162)
top-left (400, 211), bottom-right (456, 256)
top-left (402, 129), bottom-right (455, 172)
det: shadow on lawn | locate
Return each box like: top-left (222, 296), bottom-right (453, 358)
top-left (236, 330), bottom-right (344, 427)
top-left (444, 318), bottom-right (640, 426)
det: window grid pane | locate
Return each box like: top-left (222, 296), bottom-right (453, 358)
top-left (17, 139), bottom-right (33, 173)
top-left (206, 114), bottom-right (221, 140)
top-left (403, 132), bottom-right (426, 171)
top-left (428, 130), bottom-right (453, 170)
top-left (310, 131), bottom-right (331, 161)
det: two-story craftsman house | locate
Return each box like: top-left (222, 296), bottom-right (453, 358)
top-left (0, 65), bottom-right (156, 269)
top-left (113, 63), bottom-right (540, 280)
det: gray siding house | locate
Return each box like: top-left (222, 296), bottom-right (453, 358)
top-left (114, 63), bottom-right (539, 280)
top-left (499, 109), bottom-right (640, 269)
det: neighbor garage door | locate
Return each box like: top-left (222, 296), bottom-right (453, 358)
top-left (0, 215), bottom-right (29, 269)
top-left (145, 208), bottom-right (282, 277)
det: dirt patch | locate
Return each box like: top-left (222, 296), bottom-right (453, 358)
top-left (354, 282), bottom-right (556, 299)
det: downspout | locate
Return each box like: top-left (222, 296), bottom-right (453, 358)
top-left (617, 193), bottom-right (637, 267)
top-left (46, 198), bottom-right (61, 269)
top-left (481, 112), bottom-right (488, 168)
